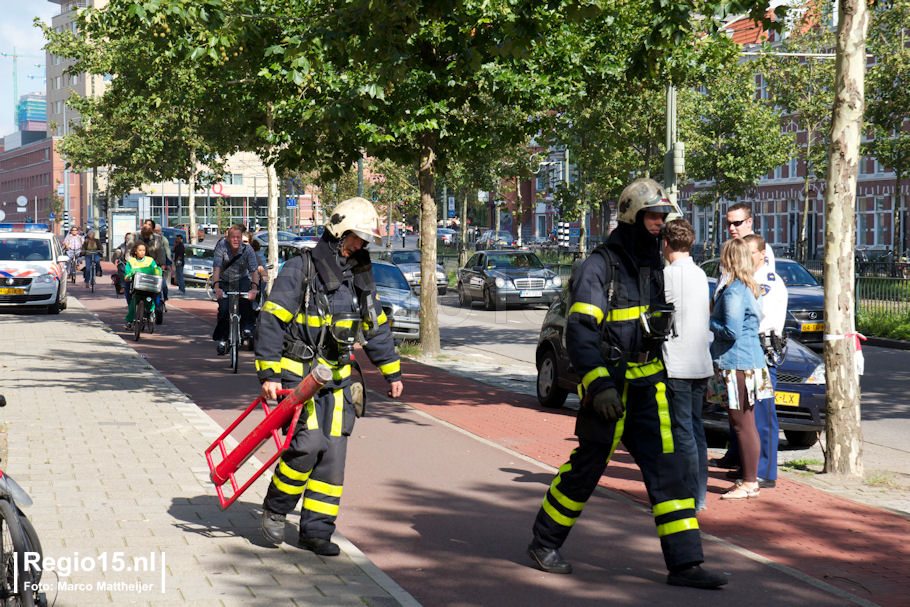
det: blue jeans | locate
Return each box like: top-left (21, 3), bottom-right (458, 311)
top-left (175, 262), bottom-right (186, 293)
top-left (83, 253), bottom-right (100, 283)
top-left (667, 377), bottom-right (708, 511)
top-left (723, 365), bottom-right (778, 479)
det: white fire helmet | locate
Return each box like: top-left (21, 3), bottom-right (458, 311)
top-left (616, 178), bottom-right (680, 225)
top-left (325, 196), bottom-right (382, 245)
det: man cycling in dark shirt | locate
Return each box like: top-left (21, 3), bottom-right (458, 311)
top-left (212, 224), bottom-right (262, 355)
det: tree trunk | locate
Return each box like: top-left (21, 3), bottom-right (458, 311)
top-left (822, 0), bottom-right (868, 477)
top-left (188, 148), bottom-right (198, 245)
top-left (895, 168), bottom-right (904, 255)
top-left (266, 162), bottom-right (279, 283)
top-left (418, 134), bottom-right (440, 355)
top-left (459, 189), bottom-right (469, 267)
top-left (801, 129), bottom-right (813, 263)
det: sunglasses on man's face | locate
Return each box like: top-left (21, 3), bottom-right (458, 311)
top-left (727, 218), bottom-right (749, 227)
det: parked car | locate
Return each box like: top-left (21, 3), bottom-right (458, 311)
top-left (437, 228), bottom-right (457, 245)
top-left (379, 248), bottom-right (448, 295)
top-left (297, 225), bottom-right (324, 248)
top-left (372, 260), bottom-right (420, 343)
top-left (253, 230), bottom-right (307, 248)
top-left (0, 223), bottom-right (68, 314)
top-left (456, 249), bottom-right (562, 310)
top-left (700, 257), bottom-right (825, 342)
top-left (160, 227), bottom-right (187, 254)
top-left (182, 244), bottom-right (215, 285)
top-left (475, 229), bottom-right (516, 250)
top-left (534, 289), bottom-right (826, 447)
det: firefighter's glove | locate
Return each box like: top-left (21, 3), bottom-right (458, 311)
top-left (591, 387), bottom-right (624, 422)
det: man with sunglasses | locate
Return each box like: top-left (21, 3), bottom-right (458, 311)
top-left (711, 203), bottom-right (779, 481)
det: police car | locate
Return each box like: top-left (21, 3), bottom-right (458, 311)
top-left (0, 223), bottom-right (68, 314)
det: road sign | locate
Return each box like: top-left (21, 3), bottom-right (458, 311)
top-left (49, 212), bottom-right (55, 219)
top-left (448, 210), bottom-right (456, 218)
top-left (286, 197), bottom-right (297, 208)
top-left (57, 184), bottom-right (64, 197)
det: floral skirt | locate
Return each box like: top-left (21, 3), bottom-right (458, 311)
top-left (706, 367), bottom-right (773, 410)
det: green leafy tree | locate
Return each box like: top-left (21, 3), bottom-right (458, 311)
top-left (681, 59), bottom-right (793, 257)
top-left (762, 5), bottom-right (837, 261)
top-left (865, 0), bottom-right (910, 255)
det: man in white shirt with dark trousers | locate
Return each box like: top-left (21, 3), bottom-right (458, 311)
top-left (661, 219), bottom-right (714, 513)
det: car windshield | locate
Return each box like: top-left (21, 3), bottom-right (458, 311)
top-left (0, 238), bottom-right (51, 261)
top-left (373, 264), bottom-right (410, 290)
top-left (258, 231), bottom-right (297, 243)
top-left (486, 253), bottom-right (544, 269)
top-left (391, 251), bottom-right (421, 264)
top-left (186, 246), bottom-right (214, 259)
top-left (776, 261), bottom-right (819, 286)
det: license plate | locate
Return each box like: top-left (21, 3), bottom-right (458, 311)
top-left (775, 391), bottom-right (800, 407)
top-left (801, 322), bottom-right (823, 332)
top-left (0, 288), bottom-right (25, 295)
top-left (196, 273), bottom-right (210, 279)
top-left (520, 290), bottom-right (543, 298)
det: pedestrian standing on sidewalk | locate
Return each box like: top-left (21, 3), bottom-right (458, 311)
top-left (255, 197), bottom-right (403, 556)
top-left (710, 238), bottom-right (773, 500)
top-left (661, 219), bottom-right (713, 513)
top-left (743, 233), bottom-right (788, 488)
top-left (173, 234), bottom-right (186, 294)
top-left (527, 178), bottom-right (727, 589)
top-left (711, 203), bottom-right (777, 475)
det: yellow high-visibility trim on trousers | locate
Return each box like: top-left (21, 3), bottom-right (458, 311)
top-left (304, 498), bottom-right (339, 517)
top-left (656, 517), bottom-right (699, 537)
top-left (568, 302), bottom-right (604, 324)
top-left (656, 382), bottom-right (674, 453)
top-left (547, 461), bottom-right (585, 512)
top-left (271, 474), bottom-right (306, 495)
top-left (307, 478), bottom-right (343, 498)
top-left (653, 498), bottom-right (695, 518)
top-left (541, 496), bottom-right (580, 528)
top-left (331, 389), bottom-right (343, 436)
top-left (305, 398), bottom-right (318, 430)
top-left (279, 459), bottom-right (311, 482)
top-left (608, 384), bottom-right (629, 460)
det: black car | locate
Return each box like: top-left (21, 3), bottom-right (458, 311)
top-left (456, 249), bottom-right (562, 310)
top-left (535, 290), bottom-right (826, 447)
top-left (700, 257), bottom-right (825, 342)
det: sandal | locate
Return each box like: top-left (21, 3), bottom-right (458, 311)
top-left (721, 485), bottom-right (760, 500)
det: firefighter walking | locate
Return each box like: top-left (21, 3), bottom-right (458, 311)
top-left (527, 179), bottom-right (727, 589)
top-left (254, 197), bottom-right (403, 555)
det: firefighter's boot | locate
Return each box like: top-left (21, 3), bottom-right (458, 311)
top-left (666, 565), bottom-right (728, 589)
top-left (527, 539), bottom-right (572, 574)
top-left (260, 508), bottom-right (286, 544)
top-left (298, 535), bottom-right (340, 556)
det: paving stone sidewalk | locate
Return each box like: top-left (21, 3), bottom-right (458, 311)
top-left (0, 300), bottom-right (417, 606)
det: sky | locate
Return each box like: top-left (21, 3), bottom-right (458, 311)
top-left (0, 0), bottom-right (57, 137)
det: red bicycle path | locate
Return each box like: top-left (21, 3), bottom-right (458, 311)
top-left (78, 267), bottom-right (908, 606)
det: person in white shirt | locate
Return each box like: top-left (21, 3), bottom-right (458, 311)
top-left (661, 219), bottom-right (713, 512)
top-left (744, 233), bottom-right (787, 488)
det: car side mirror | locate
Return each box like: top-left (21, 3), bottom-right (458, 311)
top-left (57, 254), bottom-right (69, 263)
top-left (472, 266), bottom-right (482, 272)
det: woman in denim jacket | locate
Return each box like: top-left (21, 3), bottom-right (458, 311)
top-left (710, 238), bottom-right (772, 500)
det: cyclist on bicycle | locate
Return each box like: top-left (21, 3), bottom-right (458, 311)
top-left (127, 219), bottom-right (171, 301)
top-left (82, 231), bottom-right (102, 286)
top-left (123, 242), bottom-right (162, 329)
top-left (212, 224), bottom-right (262, 355)
top-left (63, 226), bottom-right (83, 277)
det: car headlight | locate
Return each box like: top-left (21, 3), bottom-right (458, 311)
top-left (436, 271), bottom-right (446, 281)
top-left (34, 273), bottom-right (57, 284)
top-left (494, 276), bottom-right (505, 288)
top-left (551, 275), bottom-right (562, 287)
top-left (805, 363), bottom-right (826, 384)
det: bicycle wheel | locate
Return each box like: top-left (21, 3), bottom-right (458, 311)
top-left (0, 499), bottom-right (37, 607)
top-left (230, 319), bottom-right (239, 374)
top-left (133, 299), bottom-right (144, 342)
top-left (17, 513), bottom-right (41, 586)
top-left (148, 307), bottom-right (155, 334)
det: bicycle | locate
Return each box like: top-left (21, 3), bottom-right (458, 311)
top-left (83, 252), bottom-right (100, 292)
top-left (129, 273), bottom-right (163, 342)
top-left (207, 279), bottom-right (253, 374)
top-left (65, 250), bottom-right (79, 285)
top-left (0, 395), bottom-right (47, 607)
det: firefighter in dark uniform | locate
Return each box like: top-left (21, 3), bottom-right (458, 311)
top-left (255, 197), bottom-right (404, 555)
top-left (527, 179), bottom-right (727, 589)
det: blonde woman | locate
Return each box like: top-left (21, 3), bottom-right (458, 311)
top-left (710, 238), bottom-right (772, 500)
